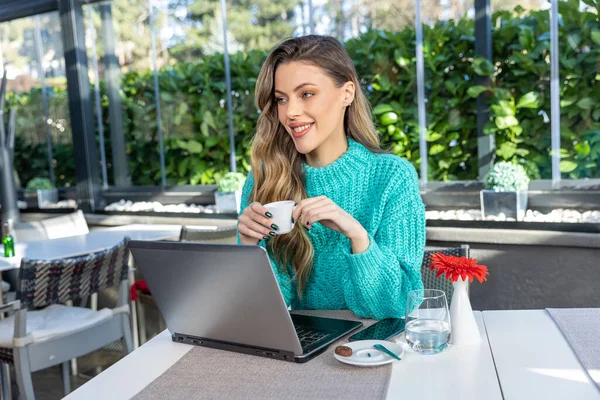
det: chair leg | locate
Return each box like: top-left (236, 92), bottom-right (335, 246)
top-left (61, 362), bottom-right (71, 396)
top-left (137, 300), bottom-right (147, 345)
top-left (90, 293), bottom-right (98, 311)
top-left (128, 264), bottom-right (139, 350)
top-left (70, 358), bottom-right (78, 377)
top-left (13, 349), bottom-right (34, 400)
top-left (0, 364), bottom-right (11, 400)
top-left (0, 365), bottom-right (6, 399)
top-left (122, 313), bottom-right (134, 354)
top-left (130, 303), bottom-right (140, 351)
top-left (0, 272), bottom-right (12, 400)
top-left (65, 299), bottom-right (79, 377)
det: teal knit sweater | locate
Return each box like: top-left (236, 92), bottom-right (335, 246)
top-left (238, 139), bottom-right (426, 319)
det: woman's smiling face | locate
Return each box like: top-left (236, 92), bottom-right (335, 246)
top-left (274, 61), bottom-right (350, 155)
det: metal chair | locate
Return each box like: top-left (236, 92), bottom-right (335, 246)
top-left (0, 237), bottom-right (133, 399)
top-left (11, 210), bottom-right (93, 380)
top-left (179, 225), bottom-right (238, 244)
top-left (14, 210), bottom-right (89, 241)
top-left (421, 245), bottom-right (470, 303)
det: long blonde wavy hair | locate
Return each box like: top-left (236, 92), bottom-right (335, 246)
top-left (251, 35), bottom-right (382, 296)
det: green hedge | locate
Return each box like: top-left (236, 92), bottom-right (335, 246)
top-left (7, 87), bottom-right (74, 187)
top-left (347, 0), bottom-right (599, 180)
top-left (5, 1), bottom-right (599, 187)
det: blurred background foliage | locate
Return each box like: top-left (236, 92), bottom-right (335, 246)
top-left (2, 0), bottom-right (598, 186)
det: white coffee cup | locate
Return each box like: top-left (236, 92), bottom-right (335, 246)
top-left (264, 200), bottom-right (296, 235)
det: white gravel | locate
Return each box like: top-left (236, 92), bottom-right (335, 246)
top-left (425, 209), bottom-right (600, 223)
top-left (104, 200), bottom-right (218, 213)
top-left (103, 200), bottom-right (599, 223)
top-left (18, 200), bottom-right (77, 209)
top-left (14, 197), bottom-right (596, 223)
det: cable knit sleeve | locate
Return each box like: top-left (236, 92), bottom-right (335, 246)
top-left (237, 171), bottom-right (296, 307)
top-left (341, 160), bottom-right (426, 319)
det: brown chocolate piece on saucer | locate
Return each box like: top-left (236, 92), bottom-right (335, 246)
top-left (335, 345), bottom-right (352, 357)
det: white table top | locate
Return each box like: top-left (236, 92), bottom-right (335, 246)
top-left (387, 311), bottom-right (501, 400)
top-left (66, 312), bottom-right (502, 400)
top-left (0, 224), bottom-right (182, 272)
top-left (483, 310), bottom-right (600, 400)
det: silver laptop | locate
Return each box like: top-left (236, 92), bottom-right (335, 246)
top-left (128, 240), bottom-right (362, 363)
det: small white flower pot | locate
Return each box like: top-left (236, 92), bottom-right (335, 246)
top-left (480, 190), bottom-right (528, 221)
top-left (215, 190), bottom-right (242, 213)
top-left (24, 189), bottom-right (59, 209)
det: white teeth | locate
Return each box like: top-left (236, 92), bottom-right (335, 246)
top-left (293, 124), bottom-right (312, 133)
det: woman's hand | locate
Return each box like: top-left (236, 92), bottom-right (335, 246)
top-left (292, 196), bottom-right (369, 254)
top-left (238, 202), bottom-right (279, 245)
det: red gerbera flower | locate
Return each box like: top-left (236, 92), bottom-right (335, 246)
top-left (430, 253), bottom-right (489, 283)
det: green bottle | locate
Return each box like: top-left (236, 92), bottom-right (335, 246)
top-left (3, 221), bottom-right (15, 258)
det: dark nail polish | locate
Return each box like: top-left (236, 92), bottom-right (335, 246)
top-left (265, 212), bottom-right (273, 218)
top-left (271, 224), bottom-right (279, 230)
top-left (263, 236), bottom-right (270, 240)
top-left (269, 231), bottom-right (276, 237)
top-left (291, 217), bottom-right (295, 223)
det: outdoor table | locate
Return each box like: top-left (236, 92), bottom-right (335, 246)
top-left (483, 310), bottom-right (600, 399)
top-left (66, 311), bottom-right (501, 400)
top-left (0, 224), bottom-right (182, 272)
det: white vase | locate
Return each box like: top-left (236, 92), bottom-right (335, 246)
top-left (449, 278), bottom-right (481, 345)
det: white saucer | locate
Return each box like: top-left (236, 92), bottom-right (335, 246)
top-left (333, 340), bottom-right (404, 367)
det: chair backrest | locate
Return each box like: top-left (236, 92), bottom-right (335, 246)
top-left (13, 220), bottom-right (46, 241)
top-left (421, 245), bottom-right (470, 303)
top-left (179, 225), bottom-right (237, 244)
top-left (17, 237), bottom-right (130, 309)
top-left (14, 210), bottom-right (89, 241)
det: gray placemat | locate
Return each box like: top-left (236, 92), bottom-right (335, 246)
top-left (133, 310), bottom-right (391, 400)
top-left (546, 308), bottom-right (600, 391)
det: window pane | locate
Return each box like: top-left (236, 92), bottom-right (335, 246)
top-left (154, 0), bottom-right (300, 185)
top-left (330, 1), bottom-right (421, 177)
top-left (1, 13), bottom-right (72, 190)
top-left (558, 0), bottom-right (599, 179)
top-left (90, 1), bottom-right (163, 186)
top-left (485, 1), bottom-right (552, 181)
top-left (162, 1), bottom-right (232, 185)
top-left (424, 3), bottom-right (478, 181)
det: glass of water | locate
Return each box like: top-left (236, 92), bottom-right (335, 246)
top-left (405, 289), bottom-right (451, 355)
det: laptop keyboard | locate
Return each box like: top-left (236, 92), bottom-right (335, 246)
top-left (295, 326), bottom-right (330, 348)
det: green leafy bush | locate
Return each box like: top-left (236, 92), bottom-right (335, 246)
top-left (5, 88), bottom-right (75, 188)
top-left (4, 2), bottom-right (598, 187)
top-left (484, 161), bottom-right (530, 191)
top-left (347, 0), bottom-right (599, 181)
top-left (120, 51), bottom-right (259, 186)
top-left (26, 177), bottom-right (55, 192)
top-left (346, 18), bottom-right (479, 181)
top-left (217, 172), bottom-right (247, 193)
top-left (466, 1), bottom-right (600, 180)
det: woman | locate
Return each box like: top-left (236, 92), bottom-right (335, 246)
top-left (237, 35), bottom-right (425, 319)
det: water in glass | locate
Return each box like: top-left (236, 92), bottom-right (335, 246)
top-left (405, 289), bottom-right (451, 355)
top-left (405, 319), bottom-right (451, 355)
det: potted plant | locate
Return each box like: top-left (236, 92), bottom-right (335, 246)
top-left (480, 161), bottom-right (530, 221)
top-left (25, 177), bottom-right (58, 209)
top-left (215, 172), bottom-right (246, 213)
